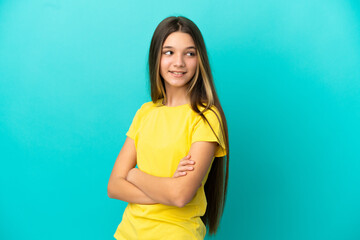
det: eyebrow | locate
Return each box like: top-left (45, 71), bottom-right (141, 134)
top-left (163, 46), bottom-right (196, 50)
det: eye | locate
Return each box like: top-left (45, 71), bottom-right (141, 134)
top-left (187, 52), bottom-right (196, 56)
top-left (163, 51), bottom-right (173, 55)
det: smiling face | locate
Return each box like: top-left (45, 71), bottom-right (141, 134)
top-left (159, 32), bottom-right (198, 92)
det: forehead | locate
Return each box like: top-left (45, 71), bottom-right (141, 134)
top-left (162, 32), bottom-right (195, 48)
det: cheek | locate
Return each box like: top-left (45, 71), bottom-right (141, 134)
top-left (188, 59), bottom-right (198, 72)
top-left (160, 58), bottom-right (171, 71)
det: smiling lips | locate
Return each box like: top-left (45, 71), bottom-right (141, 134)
top-left (169, 71), bottom-right (186, 77)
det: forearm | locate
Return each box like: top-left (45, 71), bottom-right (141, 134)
top-left (126, 168), bottom-right (181, 207)
top-left (108, 177), bottom-right (158, 205)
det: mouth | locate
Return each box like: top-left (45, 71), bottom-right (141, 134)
top-left (169, 71), bottom-right (187, 76)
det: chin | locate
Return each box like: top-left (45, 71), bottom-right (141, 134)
top-left (167, 80), bottom-right (191, 88)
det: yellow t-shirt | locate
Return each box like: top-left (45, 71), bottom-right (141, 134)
top-left (114, 98), bottom-right (226, 240)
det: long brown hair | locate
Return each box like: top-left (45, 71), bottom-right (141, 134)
top-left (147, 16), bottom-right (230, 235)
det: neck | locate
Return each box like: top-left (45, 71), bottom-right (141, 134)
top-left (163, 86), bottom-right (190, 107)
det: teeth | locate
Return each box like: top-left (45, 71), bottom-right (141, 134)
top-left (171, 72), bottom-right (184, 75)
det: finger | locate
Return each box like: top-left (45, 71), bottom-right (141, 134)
top-left (178, 166), bottom-right (194, 171)
top-left (180, 160), bottom-right (195, 166)
top-left (174, 172), bottom-right (187, 178)
top-left (182, 155), bottom-right (191, 160)
top-left (180, 158), bottom-right (195, 163)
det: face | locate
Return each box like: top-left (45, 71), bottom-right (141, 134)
top-left (159, 32), bottom-right (198, 91)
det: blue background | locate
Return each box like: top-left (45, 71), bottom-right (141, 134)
top-left (1, 0), bottom-right (360, 239)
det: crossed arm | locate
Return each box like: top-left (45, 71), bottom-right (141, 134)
top-left (107, 137), bottom-right (217, 208)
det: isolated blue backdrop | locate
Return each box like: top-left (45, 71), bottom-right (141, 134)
top-left (1, 0), bottom-right (360, 239)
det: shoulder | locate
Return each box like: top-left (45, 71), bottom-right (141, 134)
top-left (135, 100), bottom-right (160, 116)
top-left (140, 99), bottom-right (163, 109)
top-left (139, 101), bottom-right (155, 110)
top-left (194, 104), bottom-right (222, 123)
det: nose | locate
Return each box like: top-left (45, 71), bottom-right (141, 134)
top-left (174, 53), bottom-right (185, 67)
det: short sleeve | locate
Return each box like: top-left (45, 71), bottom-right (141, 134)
top-left (126, 107), bottom-right (142, 140)
top-left (191, 107), bottom-right (227, 157)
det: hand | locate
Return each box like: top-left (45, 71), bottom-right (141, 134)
top-left (172, 154), bottom-right (196, 178)
top-left (126, 168), bottom-right (138, 183)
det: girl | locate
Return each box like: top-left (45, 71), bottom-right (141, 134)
top-left (108, 16), bottom-right (230, 240)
